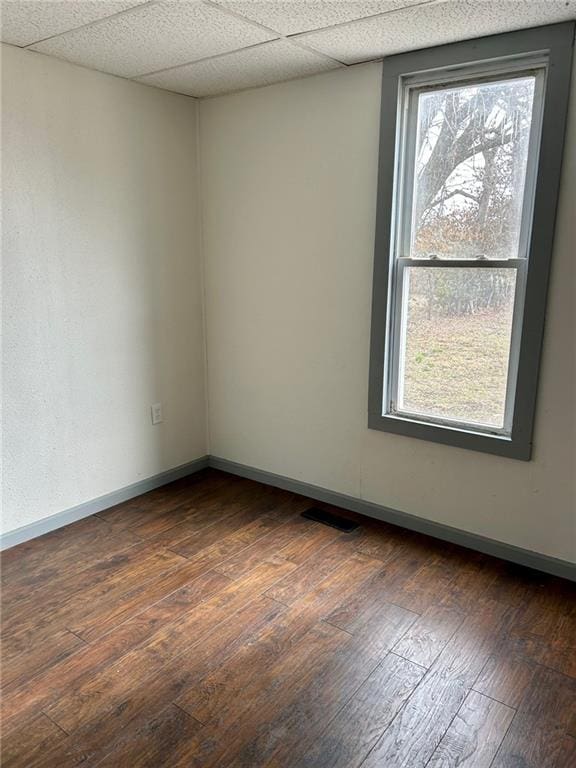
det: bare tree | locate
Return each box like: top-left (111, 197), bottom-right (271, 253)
top-left (414, 78), bottom-right (534, 258)
top-left (409, 78), bottom-right (534, 316)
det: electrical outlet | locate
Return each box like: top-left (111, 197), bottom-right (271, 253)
top-left (151, 402), bottom-right (163, 425)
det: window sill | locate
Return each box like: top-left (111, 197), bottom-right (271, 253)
top-left (368, 412), bottom-right (531, 460)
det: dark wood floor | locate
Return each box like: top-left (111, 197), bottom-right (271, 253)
top-left (1, 469), bottom-right (575, 767)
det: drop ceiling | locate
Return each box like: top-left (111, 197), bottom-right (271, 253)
top-left (1, 0), bottom-right (575, 98)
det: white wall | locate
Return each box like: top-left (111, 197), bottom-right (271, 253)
top-left (201, 62), bottom-right (576, 563)
top-left (2, 45), bottom-right (206, 535)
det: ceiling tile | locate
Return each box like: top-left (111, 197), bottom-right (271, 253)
top-left (29, 0), bottom-right (278, 78)
top-left (297, 0), bottom-right (576, 64)
top-left (213, 0), bottom-right (432, 35)
top-left (0, 0), bottom-right (147, 47)
top-left (137, 39), bottom-right (341, 97)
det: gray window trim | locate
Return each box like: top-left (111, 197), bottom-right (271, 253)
top-left (368, 22), bottom-right (575, 461)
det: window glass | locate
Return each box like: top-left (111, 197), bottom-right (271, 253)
top-left (397, 267), bottom-right (517, 429)
top-left (410, 76), bottom-right (536, 260)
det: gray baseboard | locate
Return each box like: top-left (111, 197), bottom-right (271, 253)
top-left (0, 456), bottom-right (210, 551)
top-left (2, 453), bottom-right (574, 582)
top-left (209, 456), bottom-right (576, 582)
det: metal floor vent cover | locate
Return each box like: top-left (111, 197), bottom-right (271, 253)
top-left (301, 507), bottom-right (359, 532)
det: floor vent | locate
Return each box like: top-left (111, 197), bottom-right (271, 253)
top-left (301, 507), bottom-right (359, 532)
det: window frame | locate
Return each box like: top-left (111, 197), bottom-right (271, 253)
top-left (368, 23), bottom-right (574, 460)
top-left (389, 61), bottom-right (546, 438)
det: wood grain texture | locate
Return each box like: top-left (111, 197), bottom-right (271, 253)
top-left (29, 596), bottom-right (286, 767)
top-left (44, 559), bottom-right (296, 733)
top-left (426, 690), bottom-right (514, 768)
top-left (264, 534), bottom-right (361, 604)
top-left (1, 714), bottom-right (67, 768)
top-left (95, 705), bottom-right (203, 768)
top-left (491, 716), bottom-right (576, 768)
top-left (0, 569), bottom-right (231, 735)
top-left (392, 603), bottom-right (465, 668)
top-left (0, 628), bottom-right (86, 692)
top-left (1, 470), bottom-right (574, 767)
top-left (175, 554), bottom-right (384, 725)
top-left (360, 667), bottom-right (468, 768)
top-left (293, 653), bottom-right (425, 768)
top-left (473, 653), bottom-right (536, 708)
top-left (1, 544), bottom-right (189, 655)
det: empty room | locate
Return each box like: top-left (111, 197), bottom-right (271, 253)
top-left (1, 0), bottom-right (575, 766)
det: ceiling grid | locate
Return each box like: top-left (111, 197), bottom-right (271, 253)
top-left (1, 0), bottom-right (575, 97)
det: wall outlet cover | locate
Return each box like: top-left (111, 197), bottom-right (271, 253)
top-left (151, 403), bottom-right (163, 424)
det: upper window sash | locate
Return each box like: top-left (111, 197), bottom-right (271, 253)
top-left (393, 59), bottom-right (548, 265)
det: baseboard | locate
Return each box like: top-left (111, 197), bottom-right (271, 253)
top-left (0, 456), bottom-right (210, 551)
top-left (209, 456), bottom-right (576, 583)
top-left (3, 453), bottom-right (574, 582)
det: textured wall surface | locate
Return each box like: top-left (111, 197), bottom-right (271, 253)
top-left (201, 62), bottom-right (576, 563)
top-left (2, 46), bottom-right (206, 534)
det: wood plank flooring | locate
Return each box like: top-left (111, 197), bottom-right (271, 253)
top-left (1, 468), bottom-right (575, 767)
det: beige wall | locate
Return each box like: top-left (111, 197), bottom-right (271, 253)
top-left (201, 62), bottom-right (576, 563)
top-left (2, 46), bottom-right (206, 534)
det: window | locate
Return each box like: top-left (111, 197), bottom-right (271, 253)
top-left (368, 23), bottom-right (574, 460)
